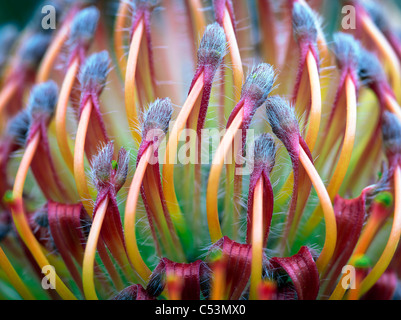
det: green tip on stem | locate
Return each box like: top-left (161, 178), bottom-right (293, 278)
top-left (3, 190), bottom-right (14, 204)
top-left (375, 192), bottom-right (393, 208)
top-left (112, 160), bottom-right (118, 170)
top-left (354, 255), bottom-right (372, 269)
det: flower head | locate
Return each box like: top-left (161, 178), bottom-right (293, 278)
top-left (1, 0), bottom-right (401, 302)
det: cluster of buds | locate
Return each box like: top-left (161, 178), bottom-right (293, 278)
top-left (1, 0), bottom-right (401, 301)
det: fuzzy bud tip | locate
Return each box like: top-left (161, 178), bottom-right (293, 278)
top-left (27, 81), bottom-right (59, 119)
top-left (7, 111), bottom-right (31, 147)
top-left (292, 2), bottom-right (318, 44)
top-left (69, 6), bottom-right (99, 46)
top-left (253, 133), bottom-right (276, 172)
top-left (79, 50), bottom-right (110, 94)
top-left (0, 24), bottom-right (19, 68)
top-left (197, 22), bottom-right (227, 70)
top-left (266, 96), bottom-right (300, 149)
top-left (363, 1), bottom-right (388, 32)
top-left (91, 142), bottom-right (114, 189)
top-left (91, 142), bottom-right (130, 191)
top-left (142, 98), bottom-right (173, 140)
top-left (20, 33), bottom-right (51, 70)
top-left (332, 32), bottom-right (361, 72)
top-left (113, 148), bottom-right (130, 190)
top-left (241, 63), bottom-right (275, 107)
top-left (358, 48), bottom-right (386, 86)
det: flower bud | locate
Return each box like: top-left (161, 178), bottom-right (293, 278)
top-left (27, 81), bottom-right (59, 120)
top-left (332, 32), bottom-right (361, 72)
top-left (112, 284), bottom-right (154, 300)
top-left (91, 142), bottom-right (114, 190)
top-left (241, 63), bottom-right (275, 108)
top-left (197, 22), bottom-right (227, 71)
top-left (90, 142), bottom-right (130, 191)
top-left (292, 2), bottom-right (318, 45)
top-left (69, 6), bottom-right (99, 48)
top-left (20, 33), bottom-right (51, 70)
top-left (253, 133), bottom-right (276, 173)
top-left (113, 148), bottom-right (130, 191)
top-left (358, 48), bottom-right (387, 86)
top-left (363, 1), bottom-right (388, 32)
top-left (79, 51), bottom-right (110, 94)
top-left (0, 24), bottom-right (19, 71)
top-left (142, 98), bottom-right (173, 142)
top-left (7, 111), bottom-right (31, 147)
top-left (266, 96), bottom-right (300, 152)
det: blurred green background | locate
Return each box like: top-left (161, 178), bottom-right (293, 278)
top-left (0, 1), bottom-right (38, 27)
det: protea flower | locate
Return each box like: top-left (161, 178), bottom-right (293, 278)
top-left (1, 0), bottom-right (401, 301)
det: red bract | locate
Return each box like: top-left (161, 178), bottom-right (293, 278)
top-left (206, 236), bottom-right (255, 300)
top-left (269, 246), bottom-right (319, 300)
top-left (113, 284), bottom-right (154, 300)
top-left (361, 269), bottom-right (397, 300)
top-left (48, 201), bottom-right (87, 290)
top-left (247, 171), bottom-right (273, 247)
top-left (147, 258), bottom-right (205, 300)
top-left (321, 191), bottom-right (369, 294)
top-left (137, 142), bottom-right (171, 256)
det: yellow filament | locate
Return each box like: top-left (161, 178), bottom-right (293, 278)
top-left (55, 56), bottom-right (80, 174)
top-left (305, 50), bottom-right (322, 151)
top-left (0, 246), bottom-right (35, 300)
top-left (124, 146), bottom-right (153, 281)
top-left (125, 18), bottom-right (145, 147)
top-left (114, 0), bottom-right (130, 77)
top-left (74, 100), bottom-right (94, 217)
top-left (299, 147), bottom-right (336, 275)
top-left (163, 72), bottom-right (204, 230)
top-left (222, 7), bottom-right (243, 102)
top-left (82, 196), bottom-right (109, 300)
top-left (11, 132), bottom-right (77, 300)
top-left (207, 108), bottom-right (244, 242)
top-left (358, 166), bottom-right (401, 297)
top-left (250, 177), bottom-right (264, 300)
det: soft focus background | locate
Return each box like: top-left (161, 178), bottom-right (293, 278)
top-left (2, 1), bottom-right (401, 41)
top-left (0, 1), bottom-right (37, 27)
